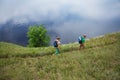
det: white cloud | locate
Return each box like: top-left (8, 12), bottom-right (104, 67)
top-left (0, 0), bottom-right (120, 23)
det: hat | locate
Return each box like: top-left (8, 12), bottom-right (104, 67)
top-left (56, 36), bottom-right (61, 39)
top-left (83, 34), bottom-right (86, 37)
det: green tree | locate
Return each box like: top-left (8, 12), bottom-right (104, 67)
top-left (27, 25), bottom-right (50, 47)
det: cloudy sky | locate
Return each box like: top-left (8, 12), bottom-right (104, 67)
top-left (0, 0), bottom-right (120, 43)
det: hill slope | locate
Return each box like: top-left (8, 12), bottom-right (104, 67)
top-left (0, 32), bottom-right (120, 80)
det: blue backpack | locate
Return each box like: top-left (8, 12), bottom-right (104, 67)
top-left (78, 36), bottom-right (82, 43)
top-left (78, 36), bottom-right (81, 41)
top-left (53, 41), bottom-right (58, 47)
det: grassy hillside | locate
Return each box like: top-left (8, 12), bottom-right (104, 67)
top-left (0, 32), bottom-right (120, 80)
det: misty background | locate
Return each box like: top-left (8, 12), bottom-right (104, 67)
top-left (0, 0), bottom-right (120, 46)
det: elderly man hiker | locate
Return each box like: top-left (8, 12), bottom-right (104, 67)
top-left (78, 34), bottom-right (86, 50)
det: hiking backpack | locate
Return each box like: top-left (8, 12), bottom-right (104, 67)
top-left (53, 41), bottom-right (58, 47)
top-left (78, 36), bottom-right (82, 43)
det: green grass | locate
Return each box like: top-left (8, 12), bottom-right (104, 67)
top-left (0, 32), bottom-right (118, 58)
top-left (0, 32), bottom-right (120, 80)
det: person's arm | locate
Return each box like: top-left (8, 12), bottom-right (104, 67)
top-left (57, 41), bottom-right (61, 48)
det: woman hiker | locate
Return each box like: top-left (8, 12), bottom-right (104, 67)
top-left (53, 37), bottom-right (61, 55)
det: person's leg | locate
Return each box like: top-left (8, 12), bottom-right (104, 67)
top-left (82, 43), bottom-right (85, 49)
top-left (57, 48), bottom-right (60, 54)
top-left (55, 47), bottom-right (59, 55)
top-left (79, 43), bottom-right (84, 50)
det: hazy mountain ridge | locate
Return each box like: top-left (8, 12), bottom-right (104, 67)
top-left (0, 19), bottom-right (58, 46)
